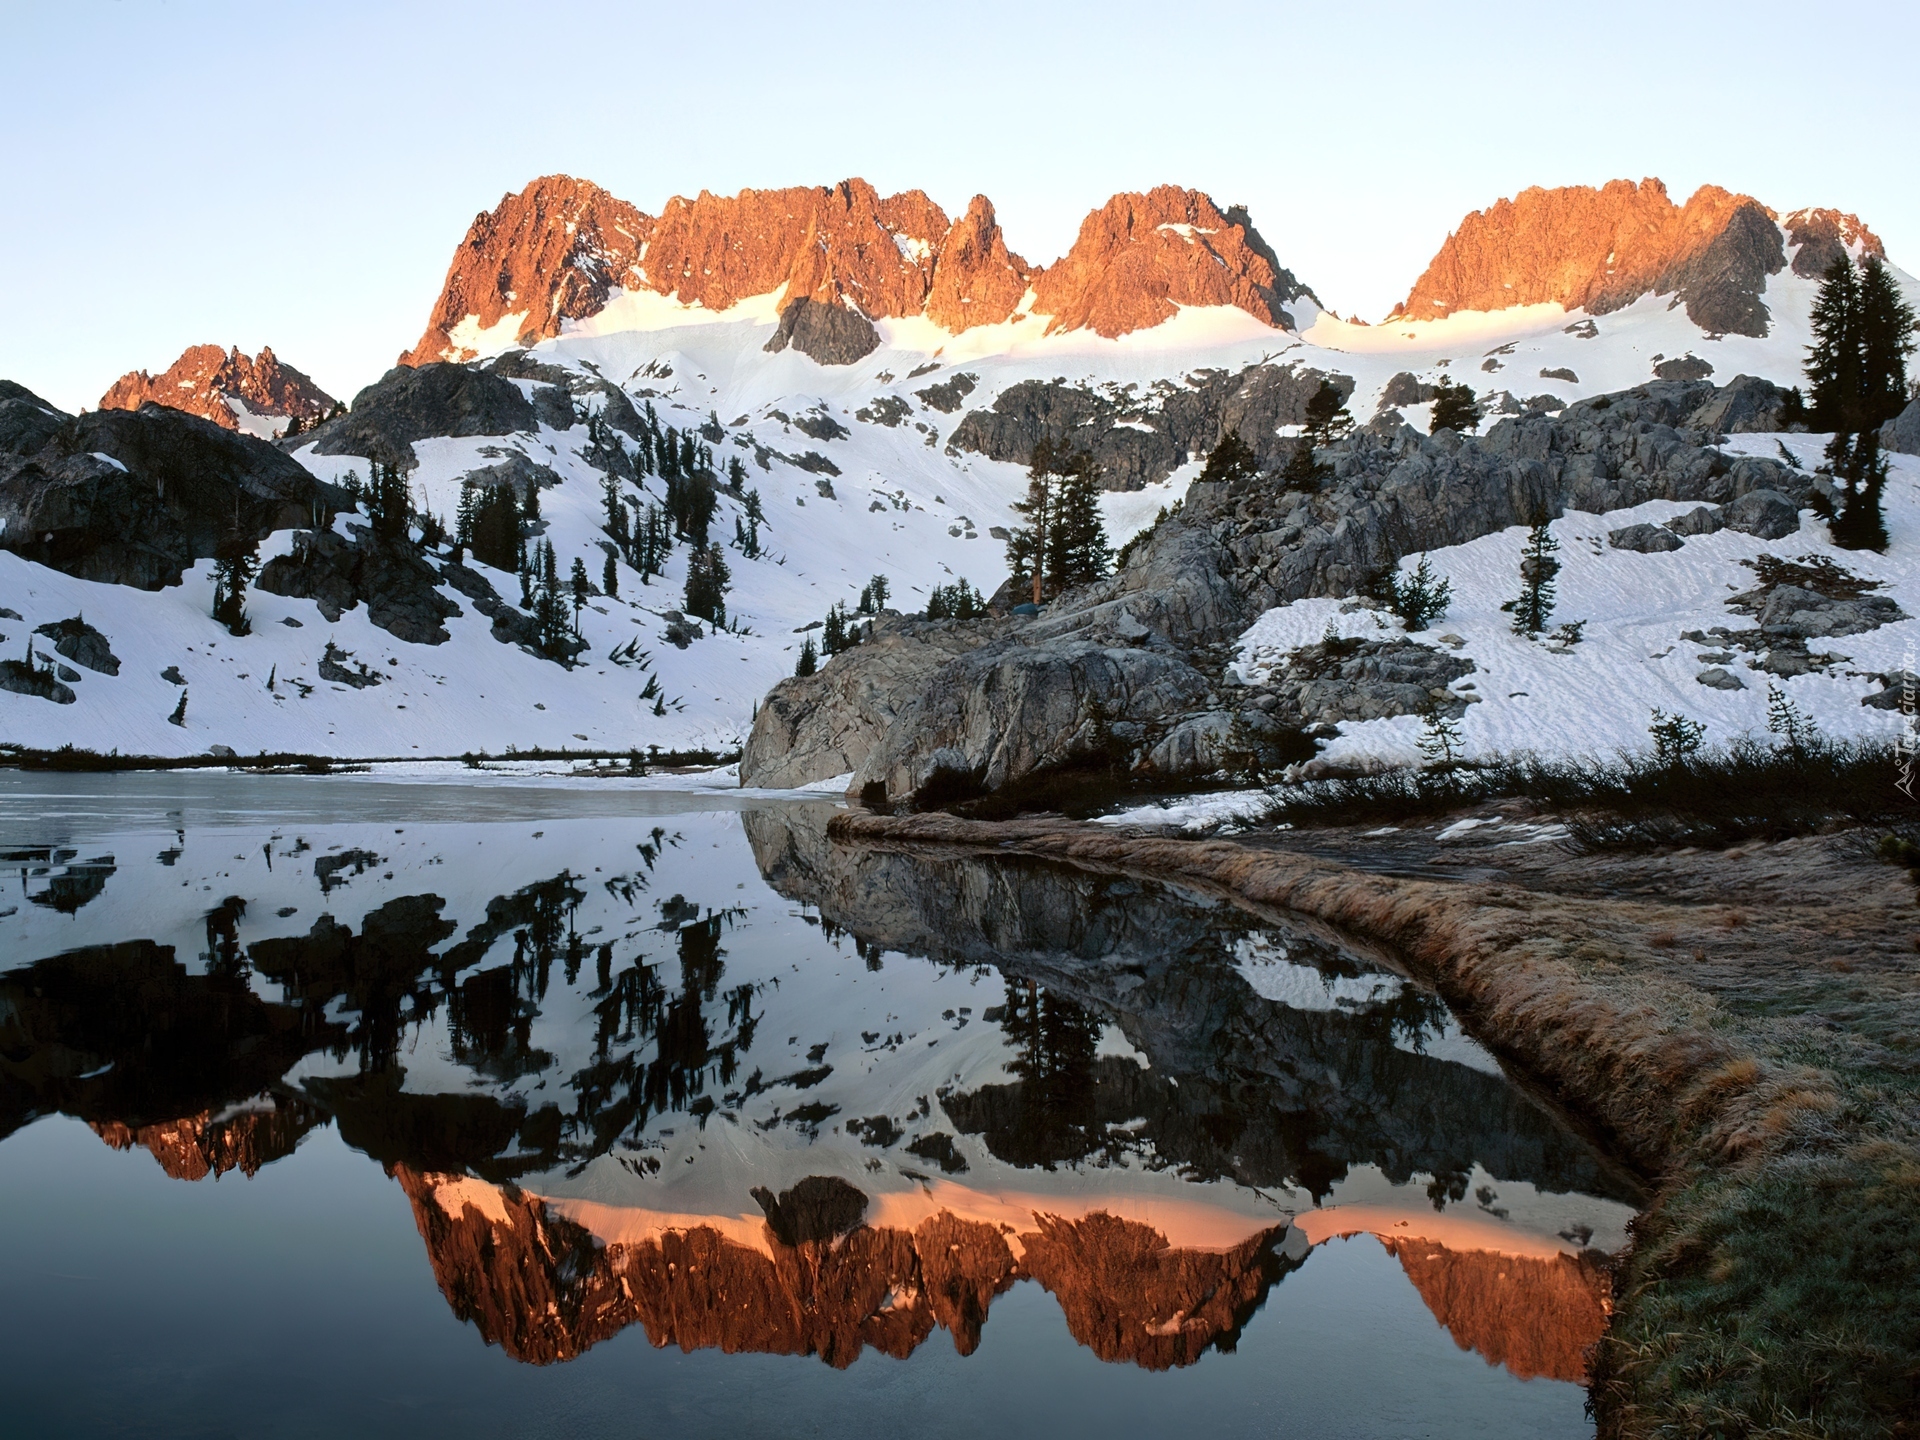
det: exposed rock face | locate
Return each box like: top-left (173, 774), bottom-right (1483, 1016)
top-left (0, 394), bottom-right (342, 589)
top-left (1031, 186), bottom-right (1315, 337)
top-left (1384, 1240), bottom-right (1610, 1383)
top-left (948, 363), bottom-right (1346, 490)
top-left (1782, 207), bottom-right (1886, 278)
top-left (1391, 179), bottom-right (1787, 337)
top-left (255, 527), bottom-right (462, 644)
top-left (403, 175), bottom-right (653, 367)
top-left (0, 380), bottom-right (67, 454)
top-left (1609, 522), bottom-right (1686, 554)
top-left (743, 376), bottom-right (1814, 797)
top-left (31, 616), bottom-right (119, 674)
top-left (762, 297), bottom-right (880, 366)
top-left (741, 620), bottom-right (992, 788)
top-left (306, 363), bottom-right (543, 460)
top-left (406, 177), bottom-right (1310, 363)
top-left (100, 345), bottom-right (335, 435)
top-left (927, 195), bottom-right (1031, 330)
top-left (1881, 397), bottom-right (1920, 457)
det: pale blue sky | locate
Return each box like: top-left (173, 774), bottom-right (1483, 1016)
top-left (4, 0), bottom-right (1913, 412)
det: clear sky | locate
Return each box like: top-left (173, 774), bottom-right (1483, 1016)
top-left (4, 0), bottom-right (1914, 413)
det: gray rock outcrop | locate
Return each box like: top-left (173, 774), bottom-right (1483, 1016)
top-left (1718, 489), bottom-right (1800, 539)
top-left (763, 299), bottom-right (880, 366)
top-left (32, 617), bottom-right (119, 675)
top-left (256, 527), bottom-right (461, 645)
top-left (741, 375), bottom-right (1816, 801)
top-left (0, 395), bottom-right (343, 589)
top-left (1608, 522), bottom-right (1685, 553)
top-left (1881, 397), bottom-right (1920, 457)
top-left (306, 363), bottom-right (540, 460)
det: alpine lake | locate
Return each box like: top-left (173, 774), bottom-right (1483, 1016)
top-left (0, 769), bottom-right (1640, 1439)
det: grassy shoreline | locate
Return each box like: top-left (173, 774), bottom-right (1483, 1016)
top-left (826, 809), bottom-right (1919, 1438)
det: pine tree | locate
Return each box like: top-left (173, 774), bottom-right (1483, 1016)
top-left (725, 455), bottom-right (748, 495)
top-left (602, 551), bottom-right (619, 599)
top-left (1302, 379), bottom-right (1354, 446)
top-left (1381, 555), bottom-right (1452, 631)
top-left (1429, 377), bottom-right (1481, 434)
top-left (1417, 702), bottom-right (1464, 768)
top-left (1828, 431), bottom-right (1891, 551)
top-left (1199, 432), bottom-right (1260, 486)
top-left (367, 457), bottom-right (412, 541)
top-left (210, 540), bottom-right (257, 636)
top-left (684, 543), bottom-right (731, 625)
top-left (822, 603), bottom-right (847, 655)
top-left (1648, 709), bottom-right (1706, 767)
top-left (1859, 256), bottom-right (1918, 429)
top-left (1766, 683), bottom-right (1820, 758)
top-left (1505, 517), bottom-right (1560, 636)
top-left (795, 635), bottom-right (818, 677)
top-left (569, 557), bottom-right (590, 633)
top-left (1049, 459), bottom-right (1110, 592)
top-left (1807, 255), bottom-right (1864, 431)
top-left (468, 482), bottom-right (522, 571)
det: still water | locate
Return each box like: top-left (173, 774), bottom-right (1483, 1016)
top-left (0, 770), bottom-right (1638, 1438)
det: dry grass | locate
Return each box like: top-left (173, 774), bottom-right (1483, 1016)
top-left (827, 810), bottom-right (1920, 1438)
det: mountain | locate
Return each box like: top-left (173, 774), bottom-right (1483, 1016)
top-left (1388, 178), bottom-right (1887, 339)
top-left (100, 344), bottom-right (336, 439)
top-left (402, 176), bottom-right (1312, 366)
top-left (0, 173), bottom-right (1914, 767)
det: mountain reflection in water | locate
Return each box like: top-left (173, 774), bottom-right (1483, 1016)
top-left (0, 792), bottom-right (1634, 1402)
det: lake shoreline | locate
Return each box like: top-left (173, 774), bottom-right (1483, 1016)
top-left (827, 809), bottom-right (1920, 1438)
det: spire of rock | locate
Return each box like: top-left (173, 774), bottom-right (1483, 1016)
top-left (99, 344), bottom-right (335, 434)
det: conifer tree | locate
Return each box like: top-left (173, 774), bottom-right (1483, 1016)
top-left (1504, 518), bottom-right (1560, 636)
top-left (1302, 379), bottom-right (1354, 446)
top-left (795, 635), bottom-right (818, 677)
top-left (1828, 431), bottom-right (1891, 551)
top-left (468, 483), bottom-right (522, 571)
top-left (1048, 460), bottom-right (1110, 592)
top-left (1859, 256), bottom-right (1918, 429)
top-left (569, 557), bottom-right (590, 633)
top-left (1807, 255), bottom-right (1864, 431)
top-left (683, 543), bottom-right (731, 626)
top-left (1429, 377), bottom-right (1481, 434)
top-left (1199, 432), bottom-right (1260, 486)
top-left (602, 551), bottom-right (619, 599)
top-left (210, 540), bottom-right (257, 636)
top-left (725, 455), bottom-right (748, 495)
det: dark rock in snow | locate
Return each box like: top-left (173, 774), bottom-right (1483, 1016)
top-left (1664, 506), bottom-right (1723, 536)
top-left (1682, 374), bottom-right (1795, 435)
top-left (914, 373), bottom-right (977, 413)
top-left (308, 363), bottom-right (538, 460)
top-left (0, 657), bottom-right (76, 703)
top-left (1653, 355), bottom-right (1714, 382)
top-left (33, 617), bottom-right (119, 674)
top-left (1695, 667), bottom-right (1746, 691)
top-left (763, 299), bottom-right (880, 366)
top-left (1718, 489), bottom-right (1800, 539)
top-left (1608, 522), bottom-right (1685, 553)
top-left (0, 400), bottom-right (342, 589)
top-left (256, 528), bottom-right (460, 645)
top-left (0, 381), bottom-right (68, 456)
top-left (1377, 372), bottom-right (1437, 409)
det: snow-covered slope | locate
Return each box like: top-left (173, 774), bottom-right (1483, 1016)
top-left (1, 204), bottom-right (1912, 763)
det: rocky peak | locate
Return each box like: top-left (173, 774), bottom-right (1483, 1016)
top-left (1031, 186), bottom-right (1314, 337)
top-left (402, 174), bottom-right (653, 366)
top-left (405, 178), bottom-right (1317, 363)
top-left (1782, 207), bottom-right (1886, 277)
top-left (927, 195), bottom-right (1032, 330)
top-left (1391, 178), bottom-right (1789, 337)
top-left (99, 344), bottom-right (335, 435)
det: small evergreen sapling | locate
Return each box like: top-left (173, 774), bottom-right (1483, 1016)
top-left (1766, 684), bottom-right (1820, 758)
top-left (1417, 702), bottom-right (1465, 768)
top-left (1648, 709), bottom-right (1705, 767)
top-left (1504, 518), bottom-right (1560, 636)
top-left (794, 635), bottom-right (818, 677)
top-left (602, 551), bottom-right (619, 599)
top-left (1382, 555), bottom-right (1451, 632)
